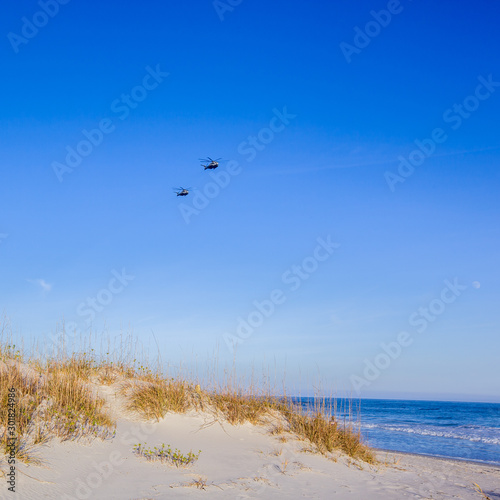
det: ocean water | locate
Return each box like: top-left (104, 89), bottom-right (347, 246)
top-left (295, 398), bottom-right (500, 465)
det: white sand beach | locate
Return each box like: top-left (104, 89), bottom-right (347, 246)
top-left (1, 379), bottom-right (498, 500)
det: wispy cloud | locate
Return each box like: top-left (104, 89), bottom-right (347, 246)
top-left (259, 144), bottom-right (500, 176)
top-left (27, 278), bottom-right (53, 292)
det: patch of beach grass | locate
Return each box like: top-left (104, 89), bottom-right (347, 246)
top-left (120, 377), bottom-right (191, 420)
top-left (282, 409), bottom-right (375, 463)
top-left (0, 341), bottom-right (115, 464)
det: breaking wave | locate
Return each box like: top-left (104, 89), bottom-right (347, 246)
top-left (361, 423), bottom-right (500, 445)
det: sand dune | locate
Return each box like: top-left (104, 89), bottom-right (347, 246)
top-left (1, 380), bottom-right (499, 500)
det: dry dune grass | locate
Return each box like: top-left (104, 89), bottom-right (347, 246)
top-left (0, 345), bottom-right (115, 464)
top-left (120, 378), bottom-right (191, 419)
top-left (122, 376), bottom-right (374, 463)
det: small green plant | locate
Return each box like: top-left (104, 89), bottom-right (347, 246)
top-left (133, 443), bottom-right (201, 467)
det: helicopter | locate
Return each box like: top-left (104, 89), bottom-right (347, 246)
top-left (200, 157), bottom-right (221, 170)
top-left (174, 187), bottom-right (190, 196)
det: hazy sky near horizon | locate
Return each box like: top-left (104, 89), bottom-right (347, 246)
top-left (1, 0), bottom-right (499, 402)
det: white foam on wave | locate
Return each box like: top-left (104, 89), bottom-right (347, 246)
top-left (361, 423), bottom-right (500, 445)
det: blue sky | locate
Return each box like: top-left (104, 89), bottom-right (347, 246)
top-left (1, 0), bottom-right (499, 402)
